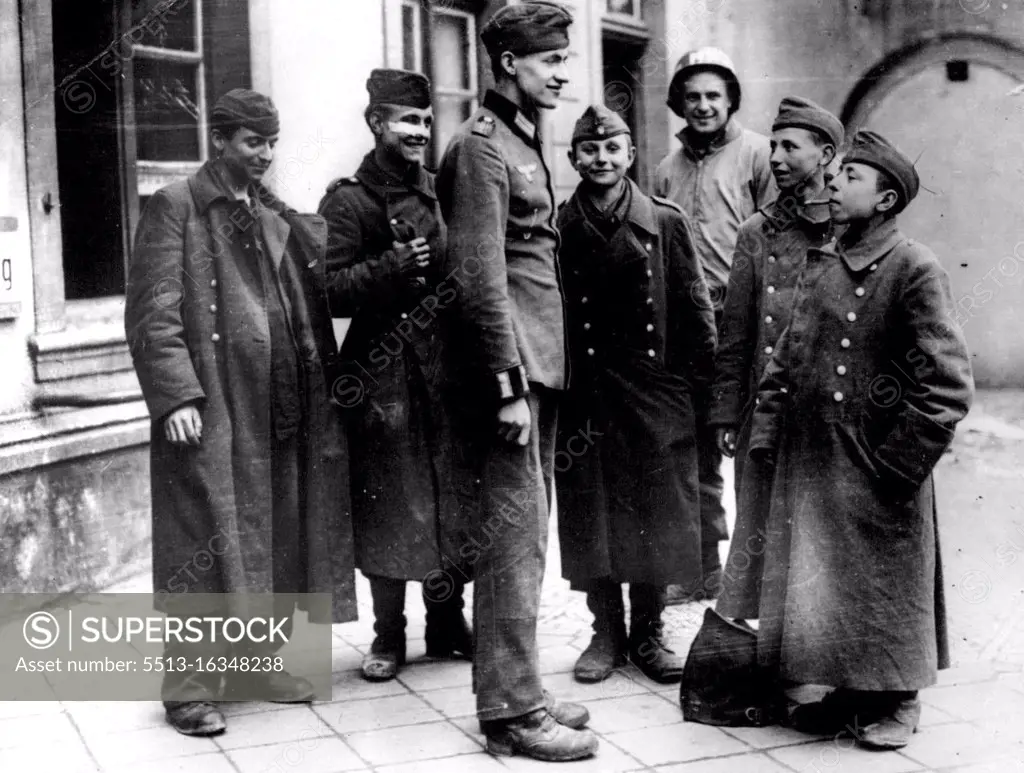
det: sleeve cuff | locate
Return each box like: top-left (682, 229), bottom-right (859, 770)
top-left (495, 365), bottom-right (530, 403)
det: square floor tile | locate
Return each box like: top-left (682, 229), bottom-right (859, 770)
top-left (585, 693), bottom-right (686, 734)
top-left (538, 644), bottom-right (584, 675)
top-left (103, 751), bottom-right (235, 773)
top-left (498, 739), bottom-right (641, 772)
top-left (922, 682), bottom-right (1024, 721)
top-left (64, 700), bottom-right (166, 735)
top-left (656, 752), bottom-right (795, 773)
top-left (314, 693), bottom-right (442, 734)
top-left (214, 705), bottom-right (332, 751)
top-left (607, 723), bottom-right (747, 766)
top-left (541, 670), bottom-right (654, 705)
top-left (0, 700), bottom-right (64, 720)
top-left (720, 723), bottom-right (825, 750)
top-left (329, 669), bottom-right (412, 702)
top-left (0, 710), bottom-right (81, 749)
top-left (902, 722), bottom-right (1022, 768)
top-left (227, 736), bottom-right (367, 773)
top-left (771, 739), bottom-right (926, 772)
top-left (344, 720), bottom-right (479, 766)
top-left (377, 753), bottom-right (508, 773)
top-left (2, 740), bottom-right (98, 773)
top-left (396, 660), bottom-right (473, 692)
top-left (419, 685), bottom-right (477, 720)
top-left (84, 725), bottom-right (218, 768)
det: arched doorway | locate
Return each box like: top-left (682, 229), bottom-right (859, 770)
top-left (843, 35), bottom-right (1024, 387)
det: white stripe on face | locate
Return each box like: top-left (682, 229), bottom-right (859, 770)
top-left (388, 121), bottom-right (430, 139)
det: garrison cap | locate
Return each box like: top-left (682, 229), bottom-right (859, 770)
top-left (772, 96), bottom-right (844, 148)
top-left (481, 1), bottom-right (573, 58)
top-left (366, 68), bottom-right (432, 109)
top-left (844, 129), bottom-right (920, 205)
top-left (571, 104), bottom-right (630, 144)
top-left (211, 88), bottom-right (280, 137)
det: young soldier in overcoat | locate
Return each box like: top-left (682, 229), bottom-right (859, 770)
top-left (317, 69), bottom-right (470, 683)
top-left (436, 1), bottom-right (598, 762)
top-left (746, 131), bottom-right (973, 750)
top-left (556, 105), bottom-right (716, 686)
top-left (125, 90), bottom-right (356, 736)
top-left (654, 48), bottom-right (777, 602)
top-left (710, 97), bottom-right (843, 620)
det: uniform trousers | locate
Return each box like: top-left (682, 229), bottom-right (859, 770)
top-left (449, 386), bottom-right (559, 722)
top-left (698, 308), bottom-right (729, 546)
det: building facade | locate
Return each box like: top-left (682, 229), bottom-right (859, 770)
top-left (2, 0), bottom-right (1022, 591)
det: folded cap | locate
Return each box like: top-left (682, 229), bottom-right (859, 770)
top-left (366, 68), bottom-right (432, 109)
top-left (211, 88), bottom-right (280, 137)
top-left (844, 129), bottom-right (920, 205)
top-left (481, 1), bottom-right (573, 58)
top-left (571, 104), bottom-right (630, 144)
top-left (772, 96), bottom-right (844, 148)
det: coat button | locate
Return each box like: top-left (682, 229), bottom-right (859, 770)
top-left (646, 268), bottom-right (653, 277)
top-left (587, 347), bottom-right (595, 356)
top-left (765, 315), bottom-right (773, 324)
top-left (401, 313), bottom-right (408, 320)
top-left (869, 263), bottom-right (878, 272)
top-left (390, 218), bottom-right (398, 225)
top-left (767, 255), bottom-right (776, 264)
top-left (645, 243), bottom-right (652, 252)
top-left (581, 296), bottom-right (588, 304)
top-left (210, 279), bottom-right (217, 288)
top-left (840, 338), bottom-right (851, 348)
top-left (836, 365), bottom-right (847, 375)
top-left (764, 345), bottom-right (773, 355)
top-left (767, 285), bottom-right (776, 294)
top-left (847, 312), bottom-right (857, 322)
top-left (209, 304), bottom-right (217, 313)
top-left (583, 322), bottom-right (591, 331)
top-left (647, 349), bottom-right (656, 358)
top-left (211, 333), bottom-right (220, 343)
top-left (646, 297), bottom-right (654, 305)
top-left (833, 391), bottom-right (844, 402)
top-left (646, 323), bottom-right (654, 332)
top-left (855, 287), bottom-right (865, 297)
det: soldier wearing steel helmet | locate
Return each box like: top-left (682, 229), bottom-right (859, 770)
top-left (654, 47), bottom-right (777, 604)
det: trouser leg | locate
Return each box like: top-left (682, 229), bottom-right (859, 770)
top-left (368, 575), bottom-right (407, 644)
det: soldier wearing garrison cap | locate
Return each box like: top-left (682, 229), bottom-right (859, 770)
top-left (655, 50), bottom-right (777, 605)
top-left (436, 1), bottom-right (599, 762)
top-left (317, 70), bottom-right (471, 685)
top-left (126, 88), bottom-right (356, 736)
top-left (742, 129), bottom-right (972, 751)
top-left (556, 103), bottom-right (716, 689)
top-left (710, 95), bottom-right (843, 625)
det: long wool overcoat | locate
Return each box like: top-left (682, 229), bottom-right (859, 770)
top-left (745, 220), bottom-right (973, 690)
top-left (125, 162), bottom-right (357, 623)
top-left (318, 151), bottom-right (464, 581)
top-left (555, 182), bottom-right (717, 589)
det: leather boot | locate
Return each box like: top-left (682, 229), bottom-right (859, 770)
top-left (165, 701), bottom-right (226, 737)
top-left (628, 583), bottom-right (683, 684)
top-left (857, 693), bottom-right (921, 750)
top-left (485, 708), bottom-right (599, 761)
top-left (574, 579), bottom-right (627, 683)
top-left (424, 580), bottom-right (473, 660)
top-left (790, 689), bottom-right (883, 736)
top-left (362, 576), bottom-right (407, 681)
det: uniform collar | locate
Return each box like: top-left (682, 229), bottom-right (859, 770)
top-left (191, 160), bottom-right (285, 214)
top-left (483, 90), bottom-right (539, 145)
top-left (836, 218), bottom-right (904, 273)
top-left (762, 190), bottom-right (832, 232)
top-left (562, 179), bottom-right (657, 236)
top-left (355, 151), bottom-right (436, 201)
top-left (677, 117), bottom-right (743, 161)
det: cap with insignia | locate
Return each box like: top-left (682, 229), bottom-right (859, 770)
top-left (843, 129), bottom-right (920, 207)
top-left (211, 88), bottom-right (280, 137)
top-left (571, 104), bottom-right (630, 145)
top-left (772, 96), bottom-right (844, 148)
top-left (366, 68), bottom-right (432, 109)
top-left (481, 1), bottom-right (573, 59)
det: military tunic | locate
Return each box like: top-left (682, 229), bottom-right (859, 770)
top-left (318, 151), bottom-right (462, 582)
top-left (746, 220), bottom-right (973, 690)
top-left (556, 181), bottom-right (716, 588)
top-left (709, 194), bottom-right (833, 619)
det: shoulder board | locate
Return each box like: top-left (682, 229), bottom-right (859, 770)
top-left (651, 195), bottom-right (684, 214)
top-left (325, 175), bottom-right (361, 196)
top-left (472, 115), bottom-right (496, 138)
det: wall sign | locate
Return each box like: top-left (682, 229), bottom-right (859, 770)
top-left (0, 216), bottom-right (22, 319)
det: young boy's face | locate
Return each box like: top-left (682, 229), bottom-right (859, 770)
top-left (769, 127), bottom-right (830, 192)
top-left (828, 162), bottom-right (895, 224)
top-left (371, 104), bottom-right (433, 166)
top-left (570, 135), bottom-right (635, 188)
top-left (213, 127), bottom-right (278, 187)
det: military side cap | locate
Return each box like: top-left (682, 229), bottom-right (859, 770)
top-left (211, 88), bottom-right (280, 137)
top-left (481, 1), bottom-right (573, 58)
top-left (572, 104), bottom-right (630, 144)
top-left (366, 68), bottom-right (432, 109)
top-left (844, 129), bottom-right (920, 205)
top-left (772, 96), bottom-right (844, 148)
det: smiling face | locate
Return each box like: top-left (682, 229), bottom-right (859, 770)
top-left (504, 48), bottom-right (571, 110)
top-left (827, 161), bottom-right (898, 224)
top-left (369, 104), bottom-right (433, 166)
top-left (570, 134), bottom-right (635, 189)
top-left (212, 127), bottom-right (277, 187)
top-left (680, 71), bottom-right (732, 136)
top-left (770, 127), bottom-right (833, 192)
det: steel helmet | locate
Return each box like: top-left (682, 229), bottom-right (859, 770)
top-left (667, 47), bottom-right (742, 117)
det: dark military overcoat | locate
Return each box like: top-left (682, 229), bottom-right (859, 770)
top-left (709, 195), bottom-right (833, 619)
top-left (125, 161), bottom-right (357, 623)
top-left (745, 220), bottom-right (973, 690)
top-left (318, 151), bottom-right (464, 581)
top-left (555, 182), bottom-right (717, 589)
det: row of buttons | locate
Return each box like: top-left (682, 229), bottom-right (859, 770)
top-left (210, 278), bottom-right (219, 342)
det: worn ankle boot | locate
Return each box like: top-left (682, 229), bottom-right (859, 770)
top-left (574, 580), bottom-right (627, 683)
top-left (362, 576), bottom-right (407, 681)
top-left (857, 692), bottom-right (921, 750)
top-left (629, 584), bottom-right (683, 683)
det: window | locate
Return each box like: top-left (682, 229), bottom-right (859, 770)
top-left (606, 0), bottom-right (642, 22)
top-left (401, 0), bottom-right (480, 162)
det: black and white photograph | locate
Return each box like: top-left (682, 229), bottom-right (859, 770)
top-left (1, 0), bottom-right (1023, 770)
